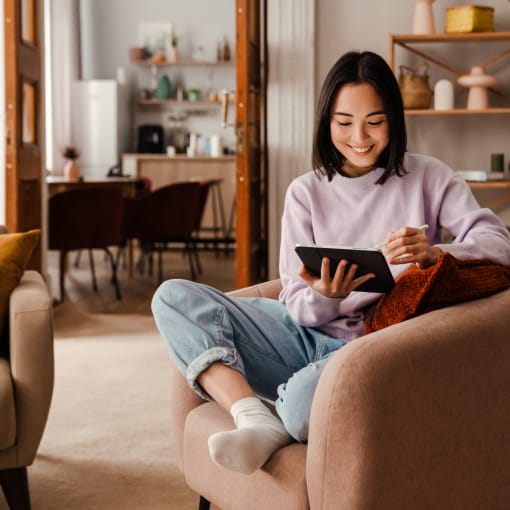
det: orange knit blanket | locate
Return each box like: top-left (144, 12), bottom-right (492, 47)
top-left (364, 252), bottom-right (510, 334)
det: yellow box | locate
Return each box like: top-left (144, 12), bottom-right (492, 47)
top-left (445, 5), bottom-right (494, 33)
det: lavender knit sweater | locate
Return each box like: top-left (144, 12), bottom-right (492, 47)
top-left (279, 152), bottom-right (510, 340)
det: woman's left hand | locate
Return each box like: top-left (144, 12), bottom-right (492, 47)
top-left (383, 226), bottom-right (442, 268)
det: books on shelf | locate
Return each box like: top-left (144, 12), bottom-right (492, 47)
top-left (457, 170), bottom-right (506, 182)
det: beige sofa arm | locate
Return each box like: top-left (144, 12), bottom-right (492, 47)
top-left (7, 270), bottom-right (54, 466)
top-left (307, 287), bottom-right (510, 510)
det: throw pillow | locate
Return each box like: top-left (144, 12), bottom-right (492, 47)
top-left (365, 252), bottom-right (510, 334)
top-left (0, 230), bottom-right (41, 354)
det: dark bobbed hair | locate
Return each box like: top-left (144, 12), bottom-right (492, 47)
top-left (311, 51), bottom-right (407, 184)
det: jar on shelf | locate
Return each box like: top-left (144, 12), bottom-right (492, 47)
top-left (168, 114), bottom-right (188, 154)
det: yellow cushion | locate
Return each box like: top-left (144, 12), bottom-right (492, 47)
top-left (0, 230), bottom-right (41, 343)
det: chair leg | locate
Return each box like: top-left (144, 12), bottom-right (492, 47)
top-left (74, 249), bottom-right (82, 268)
top-left (104, 248), bottom-right (122, 300)
top-left (0, 467), bottom-right (32, 510)
top-left (115, 242), bottom-right (126, 271)
top-left (186, 242), bottom-right (199, 280)
top-left (157, 248), bottom-right (163, 284)
top-left (88, 249), bottom-right (98, 293)
top-left (198, 495), bottom-right (210, 510)
top-left (190, 239), bottom-right (203, 275)
top-left (147, 244), bottom-right (154, 277)
top-left (58, 251), bottom-right (66, 303)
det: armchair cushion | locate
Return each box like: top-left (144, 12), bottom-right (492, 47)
top-left (365, 252), bottom-right (510, 333)
top-left (0, 230), bottom-right (40, 354)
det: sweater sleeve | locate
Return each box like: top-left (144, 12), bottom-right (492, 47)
top-left (434, 172), bottom-right (510, 266)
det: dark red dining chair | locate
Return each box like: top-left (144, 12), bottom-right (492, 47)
top-left (48, 187), bottom-right (124, 302)
top-left (121, 181), bottom-right (203, 284)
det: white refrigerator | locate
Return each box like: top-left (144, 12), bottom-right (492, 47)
top-left (71, 80), bottom-right (130, 179)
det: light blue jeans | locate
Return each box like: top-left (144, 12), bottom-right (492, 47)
top-left (151, 279), bottom-right (348, 442)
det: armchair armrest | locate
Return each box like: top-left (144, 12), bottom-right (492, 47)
top-left (7, 270), bottom-right (54, 466)
top-left (307, 288), bottom-right (510, 509)
top-left (228, 279), bottom-right (282, 299)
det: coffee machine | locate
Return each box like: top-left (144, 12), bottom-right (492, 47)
top-left (137, 124), bottom-right (165, 153)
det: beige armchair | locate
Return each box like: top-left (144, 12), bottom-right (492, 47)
top-left (0, 271), bottom-right (54, 510)
top-left (170, 279), bottom-right (510, 510)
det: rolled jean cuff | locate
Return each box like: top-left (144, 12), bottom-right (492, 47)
top-left (186, 346), bottom-right (245, 401)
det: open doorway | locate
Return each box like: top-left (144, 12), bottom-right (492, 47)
top-left (42, 0), bottom-right (267, 296)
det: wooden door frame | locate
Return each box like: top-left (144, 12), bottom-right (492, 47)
top-left (235, 0), bottom-right (267, 288)
top-left (4, 0), bottom-right (45, 270)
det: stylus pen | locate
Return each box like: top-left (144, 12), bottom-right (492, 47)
top-left (374, 224), bottom-right (429, 250)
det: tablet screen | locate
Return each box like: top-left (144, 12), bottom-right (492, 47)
top-left (295, 244), bottom-right (395, 294)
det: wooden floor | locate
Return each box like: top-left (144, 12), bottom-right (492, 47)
top-left (47, 246), bottom-right (236, 317)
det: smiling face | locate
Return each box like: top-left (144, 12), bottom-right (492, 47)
top-left (330, 82), bottom-right (390, 178)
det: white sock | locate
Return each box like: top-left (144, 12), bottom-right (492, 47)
top-left (208, 396), bottom-right (292, 474)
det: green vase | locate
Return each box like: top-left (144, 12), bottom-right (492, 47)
top-left (156, 75), bottom-right (172, 99)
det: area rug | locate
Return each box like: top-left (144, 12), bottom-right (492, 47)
top-left (2, 311), bottom-right (199, 510)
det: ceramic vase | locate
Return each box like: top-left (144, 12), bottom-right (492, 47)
top-left (64, 159), bottom-right (80, 181)
top-left (413, 0), bottom-right (436, 34)
top-left (457, 66), bottom-right (497, 110)
top-left (167, 46), bottom-right (178, 63)
top-left (156, 75), bottom-right (172, 100)
top-left (434, 79), bottom-right (454, 110)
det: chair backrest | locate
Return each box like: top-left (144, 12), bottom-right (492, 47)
top-left (135, 177), bottom-right (152, 198)
top-left (48, 187), bottom-right (124, 251)
top-left (123, 181), bottom-right (202, 242)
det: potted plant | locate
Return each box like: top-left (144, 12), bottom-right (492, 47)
top-left (187, 87), bottom-right (201, 102)
top-left (62, 145), bottom-right (80, 181)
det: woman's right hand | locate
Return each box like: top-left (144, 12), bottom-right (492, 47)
top-left (298, 258), bottom-right (375, 299)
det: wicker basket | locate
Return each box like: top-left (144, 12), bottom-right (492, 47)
top-left (399, 64), bottom-right (433, 109)
top-left (445, 5), bottom-right (494, 33)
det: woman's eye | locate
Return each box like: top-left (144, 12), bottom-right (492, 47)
top-left (337, 121), bottom-right (351, 126)
top-left (368, 119), bottom-right (385, 126)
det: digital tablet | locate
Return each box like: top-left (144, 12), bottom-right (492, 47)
top-left (295, 244), bottom-right (395, 294)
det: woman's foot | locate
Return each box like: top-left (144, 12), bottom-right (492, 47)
top-left (208, 396), bottom-right (292, 474)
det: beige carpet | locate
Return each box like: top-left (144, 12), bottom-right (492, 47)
top-left (0, 250), bottom-right (235, 510)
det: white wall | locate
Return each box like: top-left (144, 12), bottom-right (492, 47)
top-left (79, 0), bottom-right (236, 152)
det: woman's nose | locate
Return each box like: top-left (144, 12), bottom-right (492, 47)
top-left (351, 123), bottom-right (368, 143)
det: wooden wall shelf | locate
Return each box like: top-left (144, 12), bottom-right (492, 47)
top-left (131, 60), bottom-right (234, 68)
top-left (389, 32), bottom-right (510, 77)
top-left (391, 32), bottom-right (510, 45)
top-left (138, 99), bottom-right (222, 106)
top-left (468, 180), bottom-right (510, 189)
top-left (404, 108), bottom-right (510, 115)
top-left (389, 31), bottom-right (510, 112)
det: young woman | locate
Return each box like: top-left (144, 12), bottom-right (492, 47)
top-left (152, 51), bottom-right (510, 475)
